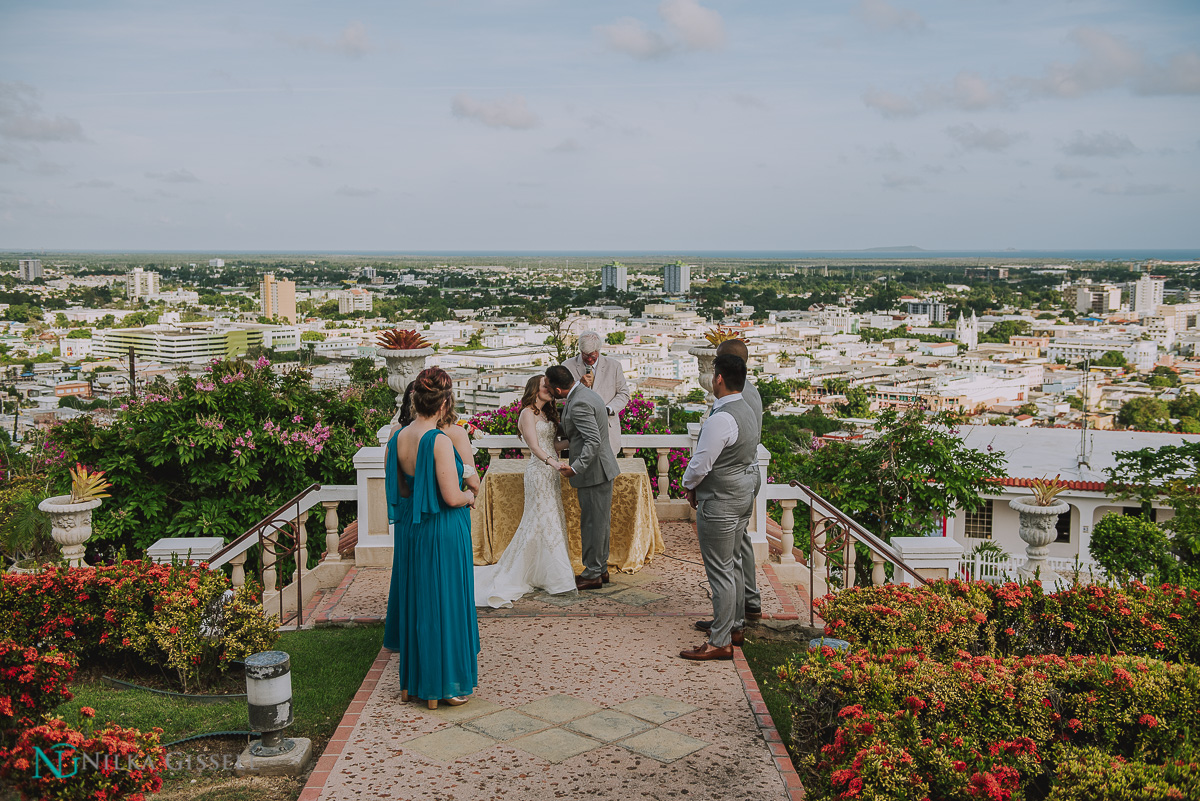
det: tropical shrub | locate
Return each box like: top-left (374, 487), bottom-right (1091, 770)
top-left (0, 642), bottom-right (76, 737)
top-left (47, 358), bottom-right (394, 555)
top-left (1089, 513), bottom-right (1176, 582)
top-left (0, 561), bottom-right (277, 692)
top-left (779, 647), bottom-right (1200, 800)
top-left (1048, 748), bottom-right (1199, 800)
top-left (817, 580), bottom-right (1200, 663)
top-left (0, 715), bottom-right (165, 801)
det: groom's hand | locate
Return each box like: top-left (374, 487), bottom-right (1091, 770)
top-left (684, 488), bottom-right (697, 509)
top-left (558, 463), bottom-right (576, 478)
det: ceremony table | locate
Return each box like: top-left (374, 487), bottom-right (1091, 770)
top-left (470, 457), bottom-right (665, 574)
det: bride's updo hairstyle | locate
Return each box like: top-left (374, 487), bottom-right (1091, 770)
top-left (411, 367), bottom-right (454, 418)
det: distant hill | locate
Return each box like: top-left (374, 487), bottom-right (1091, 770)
top-left (860, 245), bottom-right (927, 252)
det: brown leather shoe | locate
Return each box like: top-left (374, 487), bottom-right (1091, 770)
top-left (745, 608), bottom-right (762, 621)
top-left (731, 630), bottom-right (744, 647)
top-left (575, 575), bottom-right (603, 590)
top-left (680, 642), bottom-right (734, 661)
top-left (601, 570), bottom-right (610, 584)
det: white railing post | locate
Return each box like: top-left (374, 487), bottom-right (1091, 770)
top-left (749, 444), bottom-right (770, 564)
top-left (230, 552), bottom-right (246, 589)
top-left (262, 537), bottom-right (277, 593)
top-left (871, 553), bottom-right (886, 586)
top-left (843, 536), bottom-right (856, 589)
top-left (296, 514), bottom-right (308, 576)
top-left (322, 501), bottom-right (341, 562)
top-left (778, 500), bottom-right (797, 565)
top-left (655, 448), bottom-right (670, 501)
top-left (352, 425), bottom-right (391, 566)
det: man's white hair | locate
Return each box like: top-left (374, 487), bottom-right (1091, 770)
top-left (578, 330), bottom-right (602, 355)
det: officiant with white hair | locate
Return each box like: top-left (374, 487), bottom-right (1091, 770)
top-left (562, 330), bottom-right (630, 457)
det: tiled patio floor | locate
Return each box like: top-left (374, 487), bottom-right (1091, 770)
top-left (300, 521), bottom-right (814, 801)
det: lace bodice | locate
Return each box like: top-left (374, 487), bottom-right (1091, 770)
top-left (531, 413), bottom-right (557, 459)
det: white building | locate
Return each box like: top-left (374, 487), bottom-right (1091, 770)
top-left (1047, 337), bottom-right (1157, 372)
top-left (600, 262), bottom-right (627, 293)
top-left (1133, 275), bottom-right (1166, 315)
top-left (127, 267), bottom-right (161, 300)
top-left (905, 301), bottom-right (949, 323)
top-left (208, 258), bottom-right (225, 268)
top-left (1067, 283), bottom-right (1123, 315)
top-left (338, 288), bottom-right (373, 314)
top-left (92, 324), bottom-right (264, 364)
top-left (663, 262), bottom-right (692, 295)
top-left (955, 311), bottom-right (979, 350)
top-left (18, 259), bottom-right (42, 282)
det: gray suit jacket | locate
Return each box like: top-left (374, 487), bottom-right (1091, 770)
top-left (561, 384), bottom-right (620, 489)
top-left (563, 353), bottom-right (630, 455)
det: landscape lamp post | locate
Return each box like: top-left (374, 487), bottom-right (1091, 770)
top-left (245, 651), bottom-right (296, 757)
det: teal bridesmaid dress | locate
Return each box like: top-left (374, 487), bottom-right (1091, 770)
top-left (401, 428), bottom-right (479, 701)
top-left (383, 427), bottom-right (410, 652)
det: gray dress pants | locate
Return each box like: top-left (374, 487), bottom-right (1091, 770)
top-left (577, 481), bottom-right (613, 579)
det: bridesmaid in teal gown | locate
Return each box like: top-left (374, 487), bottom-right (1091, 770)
top-left (392, 368), bottom-right (479, 709)
top-left (383, 383), bottom-right (416, 653)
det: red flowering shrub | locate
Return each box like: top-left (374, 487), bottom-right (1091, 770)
top-left (816, 579), bottom-right (1200, 663)
top-left (779, 646), bottom-right (1200, 800)
top-left (0, 642), bottom-right (76, 740)
top-left (0, 561), bottom-right (276, 692)
top-left (0, 715), bottom-right (164, 801)
top-left (1047, 747), bottom-right (1199, 800)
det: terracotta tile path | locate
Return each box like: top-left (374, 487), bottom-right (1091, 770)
top-left (299, 521), bottom-right (813, 800)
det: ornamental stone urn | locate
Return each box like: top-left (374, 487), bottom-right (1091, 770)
top-left (687, 344), bottom-right (718, 410)
top-left (38, 495), bottom-right (103, 567)
top-left (378, 346), bottom-right (435, 421)
top-left (1009, 497), bottom-right (1068, 586)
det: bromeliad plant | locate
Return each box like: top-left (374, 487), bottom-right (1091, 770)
top-left (377, 328), bottom-right (432, 349)
top-left (703, 326), bottom-right (748, 347)
top-left (1029, 473), bottom-right (1069, 506)
top-left (68, 463), bottom-right (111, 504)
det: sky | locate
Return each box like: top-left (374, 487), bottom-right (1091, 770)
top-left (1, 0), bottom-right (1198, 252)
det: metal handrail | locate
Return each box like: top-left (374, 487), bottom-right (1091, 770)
top-left (208, 484), bottom-right (356, 570)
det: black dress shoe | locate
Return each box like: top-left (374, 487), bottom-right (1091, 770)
top-left (695, 619), bottom-right (714, 632)
top-left (746, 607), bottom-right (762, 621)
top-left (575, 575), bottom-right (603, 590)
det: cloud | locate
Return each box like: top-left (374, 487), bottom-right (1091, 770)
top-left (873, 143), bottom-right (906, 162)
top-left (73, 179), bottom-right (115, 189)
top-left (1138, 50), bottom-right (1200, 95)
top-left (863, 71), bottom-right (1008, 117)
top-left (1061, 130), bottom-right (1138, 158)
top-left (596, 18), bottom-right (671, 60)
top-left (284, 21), bottom-right (371, 58)
top-left (730, 93), bottom-right (768, 110)
top-left (1092, 183), bottom-right (1178, 196)
top-left (882, 173), bottom-right (924, 190)
top-left (451, 94), bottom-right (539, 130)
top-left (336, 185), bottom-right (377, 197)
top-left (0, 81), bottom-right (86, 143)
top-left (549, 138), bottom-right (582, 154)
top-left (145, 169), bottom-right (200, 183)
top-left (945, 124), bottom-right (1027, 152)
top-left (856, 0), bottom-right (925, 34)
top-left (308, 156), bottom-right (329, 168)
top-left (597, 0), bottom-right (725, 59)
top-left (1025, 26), bottom-right (1200, 99)
top-left (660, 0), bottom-right (726, 51)
top-left (1053, 164), bottom-right (1096, 181)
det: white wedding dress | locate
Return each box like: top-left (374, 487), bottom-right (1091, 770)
top-left (473, 415), bottom-right (577, 608)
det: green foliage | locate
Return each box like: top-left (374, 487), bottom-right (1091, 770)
top-left (65, 329), bottom-right (91, 339)
top-left (1089, 513), bottom-right (1176, 582)
top-left (605, 331), bottom-right (625, 345)
top-left (47, 358), bottom-right (393, 554)
top-left (789, 407), bottom-right (1007, 542)
top-left (0, 478), bottom-right (53, 566)
top-left (979, 319), bottom-right (1031, 344)
top-left (1106, 441), bottom-right (1200, 581)
top-left (300, 329), bottom-right (326, 341)
top-left (1117, 397), bottom-right (1173, 431)
top-left (1168, 389), bottom-right (1200, 420)
top-left (1096, 349), bottom-right (1130, 368)
top-left (682, 388), bottom-right (707, 404)
top-left (347, 357), bottom-right (386, 386)
top-left (1147, 366), bottom-right (1180, 388)
top-left (835, 385), bottom-right (873, 418)
top-left (756, 377), bottom-right (803, 409)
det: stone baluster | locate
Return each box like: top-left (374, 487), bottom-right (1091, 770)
top-left (323, 501), bottom-right (341, 562)
top-left (655, 449), bottom-right (670, 501)
top-left (810, 508), bottom-right (827, 578)
top-left (871, 552), bottom-right (886, 586)
top-left (230, 551), bottom-right (246, 589)
top-left (622, 447), bottom-right (635, 459)
top-left (778, 500), bottom-right (797, 565)
top-left (261, 534), bottom-right (277, 592)
top-left (843, 536), bottom-right (856, 590)
top-left (488, 448), bottom-right (501, 460)
top-left (296, 514), bottom-right (308, 576)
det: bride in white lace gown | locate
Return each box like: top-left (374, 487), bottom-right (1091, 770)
top-left (474, 375), bottom-right (577, 608)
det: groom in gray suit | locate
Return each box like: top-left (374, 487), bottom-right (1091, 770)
top-left (546, 364), bottom-right (620, 590)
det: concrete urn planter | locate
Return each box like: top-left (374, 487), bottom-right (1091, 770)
top-left (1009, 497), bottom-right (1068, 585)
top-left (378, 346), bottom-right (435, 421)
top-left (687, 345), bottom-right (717, 409)
top-left (37, 495), bottom-right (103, 567)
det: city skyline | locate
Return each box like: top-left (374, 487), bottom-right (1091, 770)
top-left (1, 1), bottom-right (1198, 252)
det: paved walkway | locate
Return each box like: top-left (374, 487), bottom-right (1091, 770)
top-left (299, 521), bottom-right (813, 801)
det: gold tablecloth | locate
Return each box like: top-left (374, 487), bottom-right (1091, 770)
top-left (471, 457), bottom-right (665, 574)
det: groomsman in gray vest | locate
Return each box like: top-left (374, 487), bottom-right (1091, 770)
top-left (680, 354), bottom-right (762, 661)
top-left (694, 338), bottom-right (763, 637)
top-left (546, 364), bottom-right (620, 590)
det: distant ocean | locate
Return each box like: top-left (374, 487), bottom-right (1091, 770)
top-left (382, 249), bottom-right (1200, 262)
